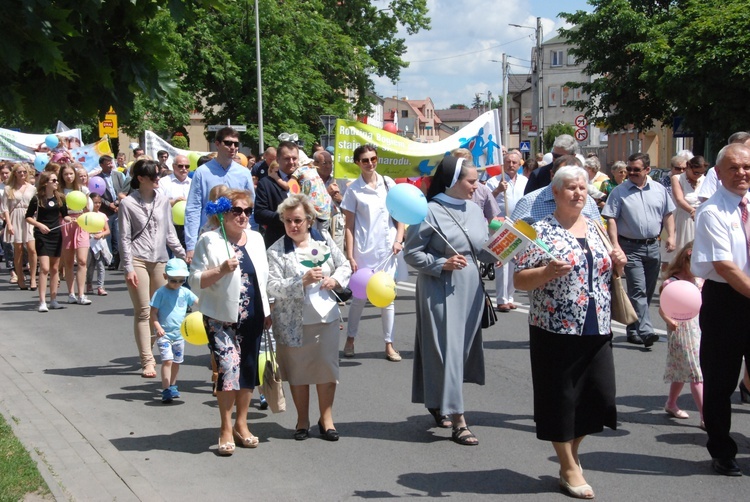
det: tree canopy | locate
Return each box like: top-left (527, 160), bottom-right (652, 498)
top-left (1, 0), bottom-right (430, 151)
top-left (560, 0), bottom-right (750, 144)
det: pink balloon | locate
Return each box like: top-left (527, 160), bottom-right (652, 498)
top-left (660, 280), bottom-right (702, 321)
top-left (88, 176), bottom-right (106, 196)
top-left (383, 122), bottom-right (398, 134)
top-left (350, 268), bottom-right (375, 300)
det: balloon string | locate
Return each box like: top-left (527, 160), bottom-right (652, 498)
top-left (424, 220), bottom-right (460, 255)
top-left (47, 220), bottom-right (75, 232)
top-left (374, 251), bottom-right (396, 272)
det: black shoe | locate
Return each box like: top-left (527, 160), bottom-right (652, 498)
top-left (293, 427), bottom-right (309, 441)
top-left (642, 334), bottom-right (659, 348)
top-left (740, 381), bottom-right (750, 404)
top-left (318, 420), bottom-right (339, 441)
top-left (712, 458), bottom-right (742, 476)
top-left (627, 335), bottom-right (644, 345)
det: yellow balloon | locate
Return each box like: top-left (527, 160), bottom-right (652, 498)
top-left (188, 152), bottom-right (200, 172)
top-left (181, 311), bottom-right (208, 345)
top-left (76, 212), bottom-right (106, 233)
top-left (65, 190), bottom-right (87, 211)
top-left (366, 271), bottom-right (397, 308)
top-left (172, 200), bottom-right (186, 225)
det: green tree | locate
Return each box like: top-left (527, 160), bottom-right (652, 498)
top-left (0, 0), bottom-right (224, 128)
top-left (560, 0), bottom-right (750, 145)
top-left (449, 104), bottom-right (468, 109)
top-left (544, 122), bottom-right (577, 152)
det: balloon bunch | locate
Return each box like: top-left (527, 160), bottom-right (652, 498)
top-left (205, 196), bottom-right (233, 258)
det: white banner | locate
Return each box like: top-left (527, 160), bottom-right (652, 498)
top-left (0, 128), bottom-right (83, 162)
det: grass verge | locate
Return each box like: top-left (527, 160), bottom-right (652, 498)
top-left (0, 413), bottom-right (49, 501)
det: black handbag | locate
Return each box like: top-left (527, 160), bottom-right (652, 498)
top-left (435, 201), bottom-right (496, 329)
top-left (332, 286), bottom-right (353, 303)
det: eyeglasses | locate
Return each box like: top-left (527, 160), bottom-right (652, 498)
top-left (283, 217), bottom-right (306, 226)
top-left (168, 278), bottom-right (186, 284)
top-left (626, 167), bottom-right (644, 173)
top-left (358, 156), bottom-right (377, 164)
top-left (673, 167), bottom-right (686, 172)
top-left (222, 140), bottom-right (240, 148)
top-left (175, 164), bottom-right (190, 169)
top-left (49, 179), bottom-right (58, 183)
top-left (230, 206), bottom-right (252, 216)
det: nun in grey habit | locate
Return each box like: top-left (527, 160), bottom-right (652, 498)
top-left (403, 156), bottom-right (496, 446)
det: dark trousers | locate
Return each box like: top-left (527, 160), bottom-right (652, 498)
top-left (699, 280), bottom-right (750, 459)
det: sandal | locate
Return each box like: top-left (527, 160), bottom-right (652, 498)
top-left (233, 428), bottom-right (259, 448)
top-left (559, 472), bottom-right (594, 499)
top-left (217, 438), bottom-right (235, 456)
top-left (428, 408), bottom-right (452, 428)
top-left (451, 426), bottom-right (478, 446)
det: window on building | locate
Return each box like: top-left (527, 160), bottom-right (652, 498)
top-left (567, 52), bottom-right (577, 66)
top-left (550, 50), bottom-right (564, 67)
top-left (401, 110), bottom-right (408, 118)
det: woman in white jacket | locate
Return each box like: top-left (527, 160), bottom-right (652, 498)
top-left (189, 189), bottom-right (271, 456)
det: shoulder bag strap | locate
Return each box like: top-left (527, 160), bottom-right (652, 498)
top-left (433, 200), bottom-right (488, 293)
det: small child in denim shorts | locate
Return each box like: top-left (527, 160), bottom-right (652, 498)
top-left (150, 258), bottom-right (198, 403)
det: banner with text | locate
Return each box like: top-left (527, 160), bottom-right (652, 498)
top-left (145, 131), bottom-right (210, 167)
top-left (0, 128), bottom-right (83, 161)
top-left (333, 109), bottom-right (502, 179)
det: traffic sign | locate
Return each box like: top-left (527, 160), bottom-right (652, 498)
top-left (320, 115), bottom-right (337, 134)
top-left (575, 128), bottom-right (589, 142)
top-left (98, 106), bottom-right (118, 137)
top-left (519, 141), bottom-right (531, 152)
top-left (208, 124), bottom-right (247, 132)
top-left (574, 115), bottom-right (588, 128)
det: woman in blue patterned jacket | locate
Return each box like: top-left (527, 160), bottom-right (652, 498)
top-left (267, 194), bottom-right (351, 442)
top-left (514, 166), bottom-right (627, 500)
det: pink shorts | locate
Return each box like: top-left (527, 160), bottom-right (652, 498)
top-left (62, 220), bottom-right (90, 249)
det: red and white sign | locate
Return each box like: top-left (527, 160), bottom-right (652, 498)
top-left (575, 128), bottom-right (589, 142)
top-left (574, 115), bottom-right (588, 128)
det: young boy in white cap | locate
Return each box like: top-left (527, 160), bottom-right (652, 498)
top-left (150, 258), bottom-right (198, 403)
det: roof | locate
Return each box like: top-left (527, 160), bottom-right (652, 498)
top-left (434, 108), bottom-right (482, 122)
top-left (508, 73), bottom-right (531, 94)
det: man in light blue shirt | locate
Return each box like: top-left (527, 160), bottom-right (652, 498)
top-left (511, 155), bottom-right (600, 224)
top-left (602, 152), bottom-right (675, 347)
top-left (184, 127), bottom-right (254, 263)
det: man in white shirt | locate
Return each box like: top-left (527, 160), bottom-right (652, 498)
top-left (159, 155), bottom-right (192, 248)
top-left (692, 143), bottom-right (750, 477)
top-left (486, 151), bottom-right (527, 311)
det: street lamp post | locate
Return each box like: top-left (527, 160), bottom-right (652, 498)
top-left (254, 0), bottom-right (264, 152)
top-left (490, 55), bottom-right (510, 149)
top-left (509, 17), bottom-right (543, 154)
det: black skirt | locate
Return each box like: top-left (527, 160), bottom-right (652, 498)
top-left (529, 325), bottom-right (617, 442)
top-left (34, 229), bottom-right (63, 257)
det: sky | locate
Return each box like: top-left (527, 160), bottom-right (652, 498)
top-left (373, 0), bottom-right (592, 110)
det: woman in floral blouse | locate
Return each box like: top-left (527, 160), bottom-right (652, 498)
top-left (514, 166), bottom-right (626, 500)
top-left (267, 194), bottom-right (351, 442)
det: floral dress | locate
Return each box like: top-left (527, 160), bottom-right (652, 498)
top-left (207, 241), bottom-right (264, 391)
top-left (662, 276), bottom-right (703, 383)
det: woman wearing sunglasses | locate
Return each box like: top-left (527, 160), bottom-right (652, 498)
top-left (119, 160), bottom-right (186, 379)
top-left (25, 171), bottom-right (68, 312)
top-left (189, 189), bottom-right (271, 456)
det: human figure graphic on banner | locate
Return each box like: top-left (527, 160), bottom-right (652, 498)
top-left (485, 134), bottom-right (500, 166)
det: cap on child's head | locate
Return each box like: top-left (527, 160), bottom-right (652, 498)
top-left (165, 258), bottom-right (189, 278)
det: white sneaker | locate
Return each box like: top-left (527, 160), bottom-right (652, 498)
top-left (38, 302), bottom-right (48, 313)
top-left (49, 300), bottom-right (64, 310)
top-left (68, 293), bottom-right (77, 304)
top-left (77, 295), bottom-right (92, 305)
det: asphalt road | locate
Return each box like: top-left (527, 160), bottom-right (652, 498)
top-left (1, 266), bottom-right (749, 501)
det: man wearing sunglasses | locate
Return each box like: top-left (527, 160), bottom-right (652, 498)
top-left (603, 152), bottom-right (675, 347)
top-left (184, 127), bottom-right (255, 264)
top-left (159, 155), bottom-right (192, 249)
top-left (525, 134), bottom-right (580, 194)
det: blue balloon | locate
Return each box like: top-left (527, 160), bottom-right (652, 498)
top-left (386, 183), bottom-right (428, 225)
top-left (34, 154), bottom-right (49, 172)
top-left (45, 134), bottom-right (59, 149)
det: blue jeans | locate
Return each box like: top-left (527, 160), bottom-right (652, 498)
top-left (621, 240), bottom-right (660, 339)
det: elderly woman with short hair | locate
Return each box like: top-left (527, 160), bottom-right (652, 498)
top-left (514, 166), bottom-right (627, 499)
top-left (267, 194), bottom-right (351, 441)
